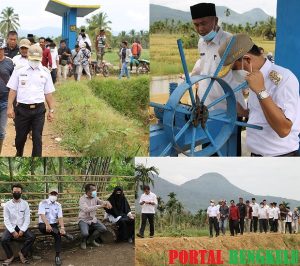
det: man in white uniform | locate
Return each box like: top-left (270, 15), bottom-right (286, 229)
top-left (206, 199), bottom-right (220, 237)
top-left (137, 185), bottom-right (158, 238)
top-left (6, 45), bottom-right (55, 157)
top-left (250, 197), bottom-right (259, 233)
top-left (218, 33), bottom-right (300, 156)
top-left (2, 184), bottom-right (36, 265)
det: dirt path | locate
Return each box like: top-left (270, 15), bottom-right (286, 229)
top-left (1, 118), bottom-right (75, 157)
top-left (3, 242), bottom-right (134, 266)
top-left (136, 234), bottom-right (300, 266)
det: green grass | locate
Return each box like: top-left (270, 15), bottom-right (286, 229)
top-left (89, 76), bottom-right (149, 123)
top-left (54, 80), bottom-right (148, 156)
top-left (150, 34), bottom-right (275, 76)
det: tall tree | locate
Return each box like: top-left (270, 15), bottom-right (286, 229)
top-left (0, 7), bottom-right (20, 36)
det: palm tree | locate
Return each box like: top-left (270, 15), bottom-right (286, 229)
top-left (262, 16), bottom-right (276, 40)
top-left (86, 12), bottom-right (112, 41)
top-left (0, 7), bottom-right (20, 36)
top-left (134, 163), bottom-right (159, 198)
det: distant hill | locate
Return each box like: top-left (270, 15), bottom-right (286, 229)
top-left (150, 4), bottom-right (271, 26)
top-left (18, 27), bottom-right (61, 38)
top-left (136, 172), bottom-right (300, 213)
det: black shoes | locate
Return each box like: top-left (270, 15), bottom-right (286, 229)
top-left (55, 256), bottom-right (62, 266)
top-left (136, 233), bottom-right (144, 238)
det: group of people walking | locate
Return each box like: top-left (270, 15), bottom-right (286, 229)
top-left (207, 198), bottom-right (300, 237)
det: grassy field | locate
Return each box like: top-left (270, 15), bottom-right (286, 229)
top-left (54, 79), bottom-right (148, 156)
top-left (150, 34), bottom-right (275, 76)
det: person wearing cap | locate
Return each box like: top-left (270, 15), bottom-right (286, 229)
top-left (12, 38), bottom-right (31, 68)
top-left (206, 200), bottom-right (220, 237)
top-left (77, 42), bottom-right (91, 81)
top-left (78, 184), bottom-right (112, 249)
top-left (4, 31), bottom-right (19, 59)
top-left (38, 188), bottom-right (73, 266)
top-left (77, 29), bottom-right (92, 49)
top-left (58, 40), bottom-right (71, 81)
top-left (228, 200), bottom-right (239, 236)
top-left (219, 200), bottom-right (229, 236)
top-left (95, 28), bottom-right (107, 64)
top-left (245, 200), bottom-right (253, 233)
top-left (6, 45), bottom-right (55, 157)
top-left (27, 34), bottom-right (36, 45)
top-left (39, 37), bottom-right (52, 69)
top-left (2, 184), bottom-right (36, 265)
top-left (0, 37), bottom-right (14, 155)
top-left (236, 197), bottom-right (246, 235)
top-left (218, 33), bottom-right (300, 156)
top-left (250, 197), bottom-right (259, 233)
top-left (189, 3), bottom-right (247, 155)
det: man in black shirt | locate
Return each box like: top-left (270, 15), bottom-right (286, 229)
top-left (58, 40), bottom-right (71, 81)
top-left (4, 31), bottom-right (19, 59)
top-left (236, 197), bottom-right (246, 235)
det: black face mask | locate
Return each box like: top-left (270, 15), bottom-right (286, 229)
top-left (82, 34), bottom-right (86, 38)
top-left (12, 192), bottom-right (22, 200)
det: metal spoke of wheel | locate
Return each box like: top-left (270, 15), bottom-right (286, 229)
top-left (207, 92), bottom-right (231, 109)
top-left (201, 79), bottom-right (216, 104)
top-left (190, 126), bottom-right (197, 156)
top-left (235, 121), bottom-right (263, 130)
top-left (174, 119), bottom-right (192, 142)
top-left (160, 142), bottom-right (173, 156)
top-left (208, 115), bottom-right (231, 124)
top-left (204, 127), bottom-right (223, 157)
top-left (233, 81), bottom-right (248, 93)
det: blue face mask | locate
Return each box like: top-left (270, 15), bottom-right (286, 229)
top-left (91, 191), bottom-right (97, 198)
top-left (202, 30), bottom-right (217, 42)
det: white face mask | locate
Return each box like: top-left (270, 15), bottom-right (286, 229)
top-left (49, 195), bottom-right (57, 202)
top-left (28, 60), bottom-right (40, 69)
top-left (232, 57), bottom-right (252, 83)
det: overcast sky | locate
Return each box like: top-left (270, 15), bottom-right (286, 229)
top-left (135, 157), bottom-right (300, 200)
top-left (0, 0), bottom-right (149, 32)
top-left (151, 0), bottom-right (277, 17)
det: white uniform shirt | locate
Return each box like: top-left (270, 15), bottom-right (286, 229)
top-left (7, 64), bottom-right (55, 104)
top-left (4, 199), bottom-right (30, 233)
top-left (191, 28), bottom-right (247, 110)
top-left (207, 205), bottom-right (220, 217)
top-left (247, 59), bottom-right (300, 156)
top-left (251, 202), bottom-right (259, 217)
top-left (12, 55), bottom-right (28, 68)
top-left (50, 47), bottom-right (59, 69)
top-left (71, 49), bottom-right (81, 66)
top-left (274, 207), bottom-right (280, 219)
top-left (268, 207), bottom-right (275, 219)
top-left (78, 34), bottom-right (92, 49)
top-left (38, 199), bottom-right (63, 224)
top-left (139, 192), bottom-right (157, 214)
top-left (286, 211), bottom-right (293, 222)
top-left (258, 207), bottom-right (268, 219)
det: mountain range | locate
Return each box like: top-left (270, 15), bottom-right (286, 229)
top-left (136, 172), bottom-right (300, 213)
top-left (150, 4), bottom-right (271, 26)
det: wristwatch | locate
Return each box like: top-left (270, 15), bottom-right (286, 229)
top-left (49, 109), bottom-right (54, 113)
top-left (257, 89), bottom-right (269, 100)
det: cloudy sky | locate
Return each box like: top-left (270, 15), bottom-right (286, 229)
top-left (0, 0), bottom-right (149, 32)
top-left (151, 0), bottom-right (277, 17)
top-left (135, 157), bottom-right (300, 200)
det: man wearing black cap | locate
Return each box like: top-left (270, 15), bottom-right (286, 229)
top-left (189, 3), bottom-right (247, 155)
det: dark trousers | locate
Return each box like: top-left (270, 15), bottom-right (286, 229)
top-left (273, 219), bottom-right (278, 232)
top-left (251, 216), bottom-right (258, 232)
top-left (229, 219), bottom-right (239, 236)
top-left (38, 223), bottom-right (61, 253)
top-left (78, 220), bottom-right (107, 242)
top-left (116, 217), bottom-right (134, 241)
top-left (1, 226), bottom-right (36, 258)
top-left (139, 213), bottom-right (154, 237)
top-left (269, 218), bottom-right (274, 232)
top-left (15, 104), bottom-right (46, 157)
top-left (259, 219), bottom-right (268, 233)
top-left (239, 218), bottom-right (245, 235)
top-left (208, 217), bottom-right (219, 237)
top-left (51, 69), bottom-right (57, 84)
top-left (286, 222), bottom-right (292, 234)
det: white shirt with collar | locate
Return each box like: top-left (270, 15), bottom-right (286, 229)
top-left (250, 202), bottom-right (259, 217)
top-left (49, 47), bottom-right (59, 69)
top-left (207, 205), bottom-right (220, 217)
top-left (38, 199), bottom-right (63, 224)
top-left (139, 192), bottom-right (158, 214)
top-left (247, 59), bottom-right (300, 156)
top-left (286, 211), bottom-right (293, 222)
top-left (268, 207), bottom-right (275, 219)
top-left (12, 55), bottom-right (28, 68)
top-left (4, 198), bottom-right (30, 233)
top-left (7, 63), bottom-right (55, 104)
top-left (191, 28), bottom-right (247, 110)
top-left (258, 207), bottom-right (268, 219)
